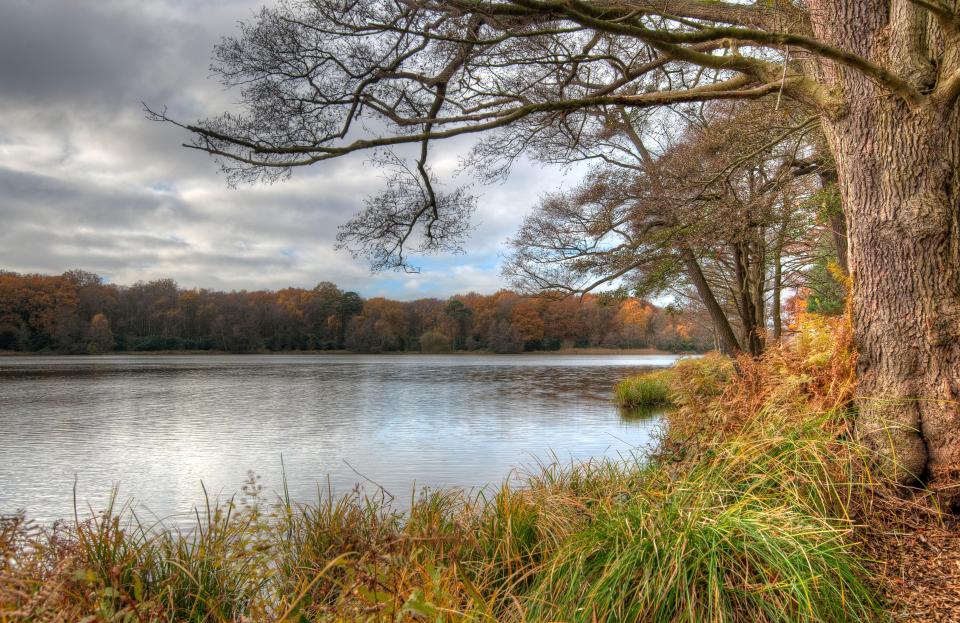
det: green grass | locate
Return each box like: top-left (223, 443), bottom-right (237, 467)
top-left (2, 339), bottom-right (890, 622)
top-left (0, 418), bottom-right (886, 622)
top-left (614, 369), bottom-right (674, 408)
top-left (614, 354), bottom-right (736, 409)
top-left (518, 409), bottom-right (883, 623)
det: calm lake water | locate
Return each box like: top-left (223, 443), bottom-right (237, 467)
top-left (0, 354), bottom-right (677, 525)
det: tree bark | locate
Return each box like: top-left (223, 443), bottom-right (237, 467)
top-left (732, 240), bottom-right (766, 356)
top-left (809, 0), bottom-right (960, 494)
top-left (828, 104), bottom-right (960, 492)
top-left (680, 245), bottom-right (743, 356)
top-left (771, 233), bottom-right (784, 341)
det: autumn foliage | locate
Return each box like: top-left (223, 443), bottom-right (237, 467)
top-left (0, 270), bottom-right (712, 354)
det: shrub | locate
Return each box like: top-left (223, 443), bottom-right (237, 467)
top-left (613, 370), bottom-right (673, 408)
top-left (419, 330), bottom-right (453, 353)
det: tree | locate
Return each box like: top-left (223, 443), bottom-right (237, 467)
top-left (337, 291), bottom-right (365, 348)
top-left (615, 299), bottom-right (653, 347)
top-left (420, 329), bottom-right (453, 352)
top-left (304, 282), bottom-right (347, 348)
top-left (504, 99), bottom-right (822, 356)
top-left (510, 299), bottom-right (546, 348)
top-left (345, 297), bottom-right (408, 352)
top-left (85, 313), bottom-right (114, 354)
top-left (155, 0), bottom-right (960, 493)
top-left (0, 272), bottom-right (79, 351)
top-left (444, 299), bottom-right (474, 349)
top-left (487, 318), bottom-right (525, 354)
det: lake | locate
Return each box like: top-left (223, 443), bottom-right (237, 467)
top-left (0, 353), bottom-right (677, 526)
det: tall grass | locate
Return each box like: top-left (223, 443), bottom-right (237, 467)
top-left (1, 313), bottom-right (891, 622)
top-left (613, 353), bottom-right (736, 409)
top-left (614, 369), bottom-right (673, 408)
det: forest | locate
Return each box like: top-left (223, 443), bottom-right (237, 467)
top-left (0, 270), bottom-right (717, 355)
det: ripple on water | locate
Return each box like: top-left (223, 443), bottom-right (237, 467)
top-left (0, 353), bottom-right (673, 526)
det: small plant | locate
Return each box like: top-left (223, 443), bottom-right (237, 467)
top-left (614, 370), bottom-right (674, 408)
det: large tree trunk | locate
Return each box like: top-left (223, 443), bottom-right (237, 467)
top-left (828, 104), bottom-right (960, 492)
top-left (810, 0), bottom-right (960, 497)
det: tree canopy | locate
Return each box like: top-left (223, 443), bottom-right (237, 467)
top-left (0, 270), bottom-right (712, 354)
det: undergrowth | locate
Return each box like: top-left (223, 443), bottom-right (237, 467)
top-left (1, 312), bottom-right (893, 622)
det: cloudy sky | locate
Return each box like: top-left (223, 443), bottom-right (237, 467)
top-left (0, 0), bottom-right (572, 299)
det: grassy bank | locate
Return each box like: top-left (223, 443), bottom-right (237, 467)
top-left (1, 313), bottom-right (935, 622)
top-left (614, 353), bottom-right (736, 409)
top-left (614, 369), bottom-right (673, 407)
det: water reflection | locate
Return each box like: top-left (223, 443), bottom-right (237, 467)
top-left (618, 404), bottom-right (669, 422)
top-left (0, 354), bottom-right (676, 525)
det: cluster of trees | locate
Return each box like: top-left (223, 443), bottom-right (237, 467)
top-left (0, 271), bottom-right (361, 354)
top-left (504, 98), bottom-right (845, 358)
top-left (0, 270), bottom-right (712, 354)
top-left (345, 290), bottom-right (712, 353)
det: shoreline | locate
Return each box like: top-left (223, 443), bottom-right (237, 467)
top-left (0, 347), bottom-right (690, 357)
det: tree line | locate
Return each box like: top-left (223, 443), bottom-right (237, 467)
top-left (0, 270), bottom-right (714, 355)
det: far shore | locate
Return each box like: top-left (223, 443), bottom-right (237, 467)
top-left (0, 347), bottom-right (688, 357)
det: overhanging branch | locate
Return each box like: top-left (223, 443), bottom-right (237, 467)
top-left (164, 75), bottom-right (789, 167)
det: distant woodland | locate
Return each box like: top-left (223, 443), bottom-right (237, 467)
top-left (0, 270), bottom-right (714, 354)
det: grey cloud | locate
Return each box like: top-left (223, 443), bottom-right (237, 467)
top-left (1, 1), bottom-right (197, 105)
top-left (0, 167), bottom-right (201, 226)
top-left (0, 0), bottom-right (567, 299)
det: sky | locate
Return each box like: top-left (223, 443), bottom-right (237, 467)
top-left (0, 0), bottom-right (573, 300)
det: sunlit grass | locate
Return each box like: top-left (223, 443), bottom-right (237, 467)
top-left (1, 314), bottom-right (893, 622)
top-left (614, 370), bottom-right (673, 408)
top-left (0, 433), bottom-right (886, 622)
top-left (613, 353), bottom-right (736, 410)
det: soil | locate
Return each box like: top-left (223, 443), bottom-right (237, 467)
top-left (863, 491), bottom-right (960, 622)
